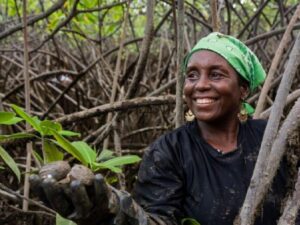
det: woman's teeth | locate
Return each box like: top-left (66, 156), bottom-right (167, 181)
top-left (196, 98), bottom-right (215, 104)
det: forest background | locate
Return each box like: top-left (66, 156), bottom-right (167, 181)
top-left (0, 0), bottom-right (300, 225)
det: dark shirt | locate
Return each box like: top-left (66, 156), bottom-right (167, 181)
top-left (133, 119), bottom-right (287, 225)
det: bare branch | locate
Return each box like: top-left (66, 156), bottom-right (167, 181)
top-left (0, 0), bottom-right (66, 40)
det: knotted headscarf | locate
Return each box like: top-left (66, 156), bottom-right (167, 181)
top-left (184, 32), bottom-right (266, 91)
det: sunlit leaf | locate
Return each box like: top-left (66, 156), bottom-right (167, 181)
top-left (97, 149), bottom-right (114, 162)
top-left (71, 141), bottom-right (96, 166)
top-left (56, 214), bottom-right (76, 225)
top-left (40, 120), bottom-right (62, 136)
top-left (58, 130), bottom-right (81, 137)
top-left (0, 112), bottom-right (15, 123)
top-left (0, 111), bottom-right (23, 125)
top-left (181, 218), bottom-right (201, 225)
top-left (0, 133), bottom-right (35, 142)
top-left (0, 112), bottom-right (23, 125)
top-left (43, 139), bottom-right (64, 163)
top-left (105, 175), bottom-right (118, 184)
top-left (11, 104), bottom-right (41, 132)
top-left (1, 117), bottom-right (23, 125)
top-left (92, 155), bottom-right (141, 173)
top-left (32, 150), bottom-right (43, 165)
top-left (51, 130), bottom-right (87, 166)
top-left (0, 146), bottom-right (20, 182)
top-left (99, 155), bottom-right (141, 168)
top-left (92, 162), bottom-right (122, 173)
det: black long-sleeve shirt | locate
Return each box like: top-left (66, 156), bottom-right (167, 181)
top-left (133, 119), bottom-right (287, 225)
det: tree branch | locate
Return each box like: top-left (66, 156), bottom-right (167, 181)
top-left (235, 31), bottom-right (300, 225)
top-left (56, 95), bottom-right (176, 125)
top-left (277, 169), bottom-right (300, 225)
top-left (254, 5), bottom-right (300, 118)
top-left (0, 0), bottom-right (66, 40)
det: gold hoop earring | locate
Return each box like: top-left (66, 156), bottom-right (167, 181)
top-left (238, 102), bottom-right (248, 123)
top-left (185, 110), bottom-right (195, 121)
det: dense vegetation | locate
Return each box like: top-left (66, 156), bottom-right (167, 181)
top-left (0, 0), bottom-right (300, 224)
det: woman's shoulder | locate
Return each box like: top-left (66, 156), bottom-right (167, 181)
top-left (244, 118), bottom-right (267, 132)
top-left (152, 121), bottom-right (195, 147)
top-left (140, 123), bottom-right (195, 173)
top-left (145, 121), bottom-right (196, 161)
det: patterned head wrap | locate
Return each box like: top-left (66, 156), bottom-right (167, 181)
top-left (183, 32), bottom-right (266, 91)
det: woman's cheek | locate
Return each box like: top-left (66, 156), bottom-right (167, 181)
top-left (183, 82), bottom-right (193, 96)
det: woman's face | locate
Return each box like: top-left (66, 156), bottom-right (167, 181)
top-left (184, 50), bottom-right (248, 123)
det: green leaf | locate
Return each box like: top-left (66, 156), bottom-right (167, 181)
top-left (71, 141), bottom-right (96, 167)
top-left (43, 139), bottom-right (64, 163)
top-left (103, 165), bottom-right (122, 173)
top-left (0, 165), bottom-right (4, 170)
top-left (97, 149), bottom-right (114, 162)
top-left (0, 111), bottom-right (22, 125)
top-left (56, 214), bottom-right (76, 225)
top-left (0, 133), bottom-right (35, 142)
top-left (32, 150), bottom-right (43, 165)
top-left (1, 117), bottom-right (23, 125)
top-left (99, 155), bottom-right (141, 168)
top-left (0, 112), bottom-right (15, 123)
top-left (11, 104), bottom-right (41, 132)
top-left (105, 175), bottom-right (118, 184)
top-left (0, 146), bottom-right (21, 182)
top-left (58, 130), bottom-right (81, 137)
top-left (92, 162), bottom-right (122, 173)
top-left (92, 155), bottom-right (141, 173)
top-left (51, 130), bottom-right (87, 166)
top-left (40, 120), bottom-right (62, 136)
top-left (181, 218), bottom-right (201, 225)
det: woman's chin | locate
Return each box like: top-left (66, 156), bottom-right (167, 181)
top-left (194, 113), bottom-right (218, 122)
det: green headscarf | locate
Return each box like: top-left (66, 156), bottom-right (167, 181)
top-left (183, 32), bottom-right (266, 115)
top-left (184, 32), bottom-right (266, 91)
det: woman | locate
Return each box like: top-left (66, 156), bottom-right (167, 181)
top-left (31, 33), bottom-right (286, 225)
top-left (133, 32), bottom-right (286, 225)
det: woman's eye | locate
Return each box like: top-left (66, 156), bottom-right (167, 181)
top-left (210, 72), bottom-right (222, 80)
top-left (186, 72), bottom-right (199, 80)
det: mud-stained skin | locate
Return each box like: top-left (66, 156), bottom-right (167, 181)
top-left (39, 161), bottom-right (70, 180)
top-left (30, 161), bottom-right (169, 225)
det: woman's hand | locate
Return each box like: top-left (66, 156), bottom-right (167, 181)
top-left (29, 161), bottom-right (118, 225)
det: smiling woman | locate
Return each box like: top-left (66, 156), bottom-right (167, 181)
top-left (31, 33), bottom-right (291, 225)
top-left (184, 50), bottom-right (246, 125)
top-left (133, 32), bottom-right (288, 225)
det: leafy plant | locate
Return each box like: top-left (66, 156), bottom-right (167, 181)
top-left (0, 146), bottom-right (21, 182)
top-left (0, 111), bottom-right (25, 182)
top-left (0, 104), bottom-right (141, 175)
top-left (181, 218), bottom-right (201, 225)
top-left (56, 214), bottom-right (76, 225)
top-left (0, 105), bottom-right (141, 225)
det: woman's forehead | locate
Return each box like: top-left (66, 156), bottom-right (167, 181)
top-left (187, 50), bottom-right (233, 69)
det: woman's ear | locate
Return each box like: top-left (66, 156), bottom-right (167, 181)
top-left (240, 84), bottom-right (249, 100)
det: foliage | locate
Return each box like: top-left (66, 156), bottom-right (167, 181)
top-left (0, 105), bottom-right (141, 182)
top-left (181, 218), bottom-right (201, 225)
top-left (0, 112), bottom-right (24, 182)
top-left (1, 0), bottom-right (300, 224)
top-left (56, 214), bottom-right (76, 225)
top-left (0, 145), bottom-right (20, 182)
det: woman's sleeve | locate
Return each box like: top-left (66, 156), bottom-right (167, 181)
top-left (132, 139), bottom-right (184, 225)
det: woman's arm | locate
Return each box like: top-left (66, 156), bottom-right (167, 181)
top-left (30, 161), bottom-right (173, 225)
top-left (133, 141), bottom-right (185, 225)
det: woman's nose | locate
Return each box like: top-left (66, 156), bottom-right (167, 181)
top-left (195, 75), bottom-right (211, 90)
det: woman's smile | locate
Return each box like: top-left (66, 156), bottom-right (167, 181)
top-left (194, 98), bottom-right (216, 105)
